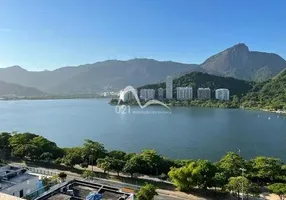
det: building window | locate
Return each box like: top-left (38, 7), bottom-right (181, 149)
top-left (20, 189), bottom-right (24, 197)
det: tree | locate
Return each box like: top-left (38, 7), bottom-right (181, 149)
top-left (8, 133), bottom-right (63, 160)
top-left (82, 170), bottom-right (95, 179)
top-left (82, 139), bottom-right (107, 165)
top-left (251, 157), bottom-right (283, 183)
top-left (213, 172), bottom-right (228, 191)
top-left (168, 164), bottom-right (195, 191)
top-left (124, 153), bottom-right (136, 161)
top-left (9, 132), bottom-right (38, 158)
top-left (58, 172), bottom-right (67, 181)
top-left (159, 157), bottom-right (176, 175)
top-left (136, 183), bottom-right (158, 200)
top-left (192, 160), bottom-right (217, 189)
top-left (0, 132), bottom-right (11, 161)
top-left (30, 136), bottom-right (63, 159)
top-left (109, 150), bottom-right (126, 160)
top-left (168, 160), bottom-right (216, 191)
top-left (248, 182), bottom-right (261, 198)
top-left (110, 159), bottom-right (125, 176)
top-left (97, 157), bottom-right (112, 174)
top-left (226, 176), bottom-right (250, 199)
top-left (63, 147), bottom-right (83, 166)
top-left (140, 149), bottom-right (163, 175)
top-left (42, 175), bottom-right (58, 187)
top-left (217, 152), bottom-right (246, 179)
top-left (123, 155), bottom-right (143, 178)
top-left (40, 152), bottom-right (53, 163)
top-left (282, 165), bottom-right (286, 177)
top-left (268, 183), bottom-right (286, 200)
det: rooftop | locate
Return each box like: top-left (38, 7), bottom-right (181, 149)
top-left (0, 192), bottom-right (25, 200)
top-left (35, 180), bottom-right (133, 200)
top-left (0, 165), bottom-right (38, 191)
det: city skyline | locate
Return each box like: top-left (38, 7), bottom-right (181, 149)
top-left (119, 76), bottom-right (230, 101)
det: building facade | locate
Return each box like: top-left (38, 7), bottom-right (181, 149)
top-left (176, 87), bottom-right (193, 100)
top-left (157, 88), bottom-right (164, 100)
top-left (119, 89), bottom-right (137, 102)
top-left (197, 88), bottom-right (211, 100)
top-left (166, 76), bottom-right (173, 99)
top-left (215, 88), bottom-right (230, 100)
top-left (0, 165), bottom-right (39, 198)
top-left (139, 89), bottom-right (155, 101)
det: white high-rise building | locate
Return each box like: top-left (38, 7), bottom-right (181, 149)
top-left (197, 88), bottom-right (211, 100)
top-left (140, 89), bottom-right (155, 101)
top-left (215, 89), bottom-right (230, 101)
top-left (119, 89), bottom-right (137, 102)
top-left (166, 76), bottom-right (173, 99)
top-left (157, 88), bottom-right (164, 100)
top-left (176, 87), bottom-right (193, 100)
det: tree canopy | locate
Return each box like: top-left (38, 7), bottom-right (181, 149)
top-left (136, 183), bottom-right (158, 200)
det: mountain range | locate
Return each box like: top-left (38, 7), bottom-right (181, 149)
top-left (0, 43), bottom-right (285, 96)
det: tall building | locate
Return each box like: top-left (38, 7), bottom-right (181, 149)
top-left (119, 89), bottom-right (137, 102)
top-left (215, 89), bottom-right (230, 100)
top-left (0, 165), bottom-right (39, 198)
top-left (197, 88), bottom-right (211, 100)
top-left (166, 76), bottom-right (173, 99)
top-left (176, 87), bottom-right (193, 100)
top-left (140, 89), bottom-right (155, 100)
top-left (157, 88), bottom-right (164, 100)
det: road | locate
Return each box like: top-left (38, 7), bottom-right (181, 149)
top-left (11, 163), bottom-right (202, 200)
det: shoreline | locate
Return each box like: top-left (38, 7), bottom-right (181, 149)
top-left (0, 97), bottom-right (113, 101)
top-left (1, 97), bottom-right (285, 115)
top-left (109, 100), bottom-right (286, 115)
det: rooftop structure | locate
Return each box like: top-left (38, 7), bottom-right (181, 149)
top-left (0, 192), bottom-right (25, 200)
top-left (0, 165), bottom-right (39, 198)
top-left (34, 179), bottom-right (134, 200)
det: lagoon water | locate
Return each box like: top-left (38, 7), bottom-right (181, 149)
top-left (0, 99), bottom-right (285, 161)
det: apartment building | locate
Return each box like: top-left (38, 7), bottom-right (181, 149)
top-left (215, 88), bottom-right (230, 100)
top-left (197, 88), bottom-right (211, 100)
top-left (176, 87), bottom-right (193, 100)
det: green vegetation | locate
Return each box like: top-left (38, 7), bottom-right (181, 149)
top-left (241, 69), bottom-right (286, 110)
top-left (1, 132), bottom-right (286, 199)
top-left (139, 72), bottom-right (254, 98)
top-left (268, 183), bottom-right (286, 200)
top-left (112, 71), bottom-right (286, 112)
top-left (136, 183), bottom-right (158, 200)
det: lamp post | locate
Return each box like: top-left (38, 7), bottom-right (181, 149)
top-left (240, 168), bottom-right (246, 200)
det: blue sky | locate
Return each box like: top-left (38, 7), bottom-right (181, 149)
top-left (0, 0), bottom-right (286, 71)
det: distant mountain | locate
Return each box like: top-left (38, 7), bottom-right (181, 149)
top-left (0, 44), bottom-right (285, 95)
top-left (200, 43), bottom-right (286, 81)
top-left (139, 71), bottom-right (254, 98)
top-left (241, 68), bottom-right (286, 109)
top-left (0, 59), bottom-right (199, 94)
top-left (0, 80), bottom-right (45, 97)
